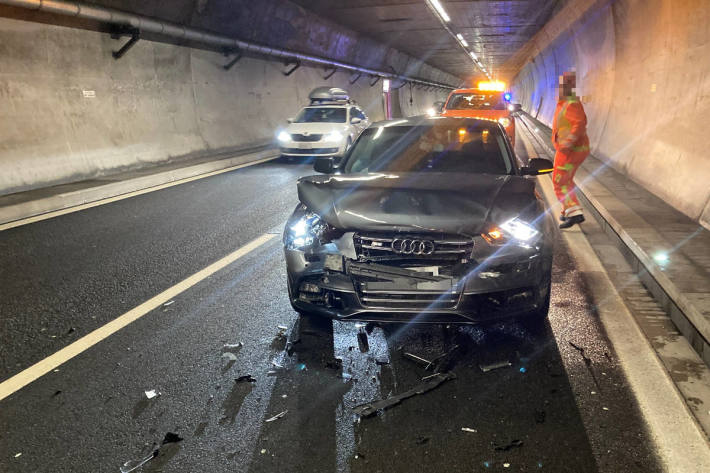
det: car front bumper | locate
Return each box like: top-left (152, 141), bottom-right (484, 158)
top-left (279, 140), bottom-right (347, 157)
top-left (285, 242), bottom-right (552, 324)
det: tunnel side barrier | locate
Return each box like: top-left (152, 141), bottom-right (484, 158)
top-left (518, 112), bottom-right (710, 368)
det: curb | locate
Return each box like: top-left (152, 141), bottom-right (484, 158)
top-left (0, 148), bottom-right (280, 229)
top-left (518, 113), bottom-right (710, 364)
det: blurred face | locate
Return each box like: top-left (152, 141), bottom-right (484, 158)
top-left (559, 72), bottom-right (576, 99)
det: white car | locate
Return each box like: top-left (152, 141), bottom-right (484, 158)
top-left (277, 88), bottom-right (370, 161)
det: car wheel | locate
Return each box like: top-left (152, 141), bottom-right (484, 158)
top-left (345, 137), bottom-right (352, 153)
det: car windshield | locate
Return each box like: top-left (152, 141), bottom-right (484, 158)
top-left (294, 107), bottom-right (346, 123)
top-left (445, 92), bottom-right (507, 111)
top-left (343, 122), bottom-right (513, 174)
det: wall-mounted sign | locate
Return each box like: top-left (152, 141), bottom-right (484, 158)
top-left (82, 90), bottom-right (96, 98)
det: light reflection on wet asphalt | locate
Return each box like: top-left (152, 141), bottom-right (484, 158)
top-left (0, 159), bottom-right (662, 473)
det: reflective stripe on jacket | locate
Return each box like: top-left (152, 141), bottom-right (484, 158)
top-left (552, 96), bottom-right (590, 152)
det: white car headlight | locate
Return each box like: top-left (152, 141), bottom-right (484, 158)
top-left (498, 117), bottom-right (512, 128)
top-left (285, 209), bottom-right (334, 250)
top-left (482, 217), bottom-right (539, 245)
top-left (277, 131), bottom-right (291, 142)
top-left (325, 131), bottom-right (343, 142)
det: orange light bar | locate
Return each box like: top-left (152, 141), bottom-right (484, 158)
top-left (477, 80), bottom-right (506, 92)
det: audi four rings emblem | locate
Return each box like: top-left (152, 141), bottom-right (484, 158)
top-left (391, 238), bottom-right (435, 255)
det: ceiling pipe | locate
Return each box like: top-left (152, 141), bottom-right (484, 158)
top-left (0, 0), bottom-right (456, 89)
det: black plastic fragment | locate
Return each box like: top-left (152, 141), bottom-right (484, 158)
top-left (492, 439), bottom-right (523, 451)
top-left (236, 375), bottom-right (257, 383)
top-left (162, 432), bottom-right (183, 445)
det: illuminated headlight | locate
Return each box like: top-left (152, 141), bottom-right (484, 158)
top-left (482, 217), bottom-right (539, 245)
top-left (284, 209), bottom-right (334, 250)
top-left (498, 117), bottom-right (512, 128)
top-left (325, 131), bottom-right (343, 142)
top-left (426, 108), bottom-right (436, 117)
top-left (277, 131), bottom-right (291, 142)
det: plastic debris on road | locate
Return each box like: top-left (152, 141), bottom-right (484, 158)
top-left (479, 361), bottom-right (511, 372)
top-left (403, 352), bottom-right (433, 370)
top-left (265, 410), bottom-right (288, 422)
top-left (14, 453), bottom-right (21, 458)
top-left (357, 329), bottom-right (369, 353)
top-left (461, 427), bottom-right (477, 433)
top-left (352, 372), bottom-right (456, 417)
top-left (120, 452), bottom-right (157, 473)
top-left (296, 363), bottom-right (307, 371)
top-left (492, 439), bottom-right (523, 451)
top-left (221, 352), bottom-right (238, 361)
top-left (236, 374), bottom-right (256, 383)
top-left (162, 432), bottom-right (183, 444)
top-left (144, 390), bottom-right (159, 399)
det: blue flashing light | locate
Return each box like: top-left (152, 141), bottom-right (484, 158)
top-left (504, 92), bottom-right (512, 102)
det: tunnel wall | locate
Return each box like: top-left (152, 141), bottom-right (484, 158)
top-left (511, 0), bottom-right (710, 227)
top-left (0, 15), bottom-right (453, 196)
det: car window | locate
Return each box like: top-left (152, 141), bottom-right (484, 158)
top-left (445, 93), bottom-right (507, 111)
top-left (343, 123), bottom-right (512, 175)
top-left (294, 107), bottom-right (346, 123)
top-left (354, 109), bottom-right (367, 120)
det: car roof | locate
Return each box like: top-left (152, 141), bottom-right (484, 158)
top-left (370, 115), bottom-right (504, 128)
top-left (449, 88), bottom-right (503, 94)
top-left (303, 104), bottom-right (354, 109)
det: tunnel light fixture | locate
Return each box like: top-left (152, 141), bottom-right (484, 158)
top-left (428, 0), bottom-right (451, 22)
top-left (470, 51), bottom-right (478, 61)
top-left (382, 79), bottom-right (390, 92)
top-left (456, 33), bottom-right (469, 47)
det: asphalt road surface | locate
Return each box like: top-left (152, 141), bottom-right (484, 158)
top-left (0, 138), bottom-right (662, 472)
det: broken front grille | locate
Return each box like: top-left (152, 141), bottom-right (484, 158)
top-left (354, 233), bottom-right (474, 261)
top-left (291, 133), bottom-right (323, 142)
top-left (357, 285), bottom-right (460, 309)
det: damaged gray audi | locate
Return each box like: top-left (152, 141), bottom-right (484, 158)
top-left (283, 115), bottom-right (555, 324)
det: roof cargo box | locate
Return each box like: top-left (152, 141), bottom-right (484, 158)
top-left (309, 87), bottom-right (350, 104)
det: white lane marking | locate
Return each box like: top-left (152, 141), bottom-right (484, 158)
top-left (524, 126), bottom-right (710, 468)
top-left (0, 154), bottom-right (278, 232)
top-left (0, 233), bottom-right (276, 402)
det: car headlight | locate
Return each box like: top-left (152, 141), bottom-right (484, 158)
top-left (498, 117), bottom-right (512, 128)
top-left (482, 217), bottom-right (539, 245)
top-left (284, 208), bottom-right (336, 250)
top-left (325, 131), bottom-right (343, 142)
top-left (277, 131), bottom-right (291, 142)
top-left (426, 108), bottom-right (437, 117)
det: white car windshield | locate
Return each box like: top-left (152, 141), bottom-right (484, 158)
top-left (294, 107), bottom-right (347, 123)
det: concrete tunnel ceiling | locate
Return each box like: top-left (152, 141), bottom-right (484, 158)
top-left (291, 0), bottom-right (569, 81)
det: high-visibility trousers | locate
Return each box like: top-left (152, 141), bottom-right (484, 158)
top-left (552, 147), bottom-right (589, 218)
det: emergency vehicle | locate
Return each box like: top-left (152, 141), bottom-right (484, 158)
top-left (441, 81), bottom-right (519, 146)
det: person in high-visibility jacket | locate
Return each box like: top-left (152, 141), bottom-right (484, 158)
top-left (551, 71), bottom-right (589, 228)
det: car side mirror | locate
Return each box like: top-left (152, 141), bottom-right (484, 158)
top-left (314, 157), bottom-right (335, 174)
top-left (287, 117), bottom-right (294, 123)
top-left (521, 158), bottom-right (554, 175)
top-left (350, 117), bottom-right (362, 124)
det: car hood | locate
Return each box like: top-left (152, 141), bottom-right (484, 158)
top-left (285, 122), bottom-right (348, 134)
top-left (297, 172), bottom-right (537, 236)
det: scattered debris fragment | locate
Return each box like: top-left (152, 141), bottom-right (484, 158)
top-left (519, 367), bottom-right (527, 373)
top-left (461, 427), bottom-right (477, 433)
top-left (296, 363), bottom-right (307, 371)
top-left (236, 375), bottom-right (256, 383)
top-left (67, 327), bottom-right (75, 335)
top-left (375, 357), bottom-right (390, 366)
top-left (569, 341), bottom-right (601, 389)
top-left (415, 436), bottom-right (430, 445)
top-left (492, 439), bottom-right (523, 451)
top-left (503, 463), bottom-right (511, 468)
top-left (120, 452), bottom-right (157, 473)
top-left (271, 361), bottom-right (283, 369)
top-left (14, 453), bottom-right (21, 458)
top-left (163, 300), bottom-right (175, 307)
top-left (52, 390), bottom-right (62, 398)
top-left (260, 449), bottom-right (267, 455)
top-left (403, 352), bottom-right (434, 370)
top-left (265, 410), bottom-right (288, 422)
top-left (479, 361), bottom-right (511, 372)
top-left (144, 390), bottom-right (159, 399)
top-left (221, 352), bottom-right (238, 362)
top-left (365, 322), bottom-right (376, 335)
top-left (357, 329), bottom-right (369, 353)
top-left (352, 372), bottom-right (456, 417)
top-left (421, 373), bottom-right (441, 381)
top-left (222, 342), bottom-right (243, 352)
top-left (603, 407), bottom-right (609, 411)
top-left (162, 432), bottom-right (183, 444)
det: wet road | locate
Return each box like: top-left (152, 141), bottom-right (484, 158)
top-left (0, 142), bottom-right (662, 472)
